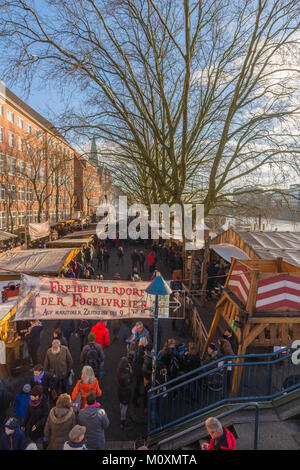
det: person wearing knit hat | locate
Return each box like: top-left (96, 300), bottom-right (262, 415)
top-left (14, 384), bottom-right (31, 425)
top-left (0, 418), bottom-right (27, 450)
top-left (88, 332), bottom-right (96, 342)
top-left (62, 425), bottom-right (87, 450)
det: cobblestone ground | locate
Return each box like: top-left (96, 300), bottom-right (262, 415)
top-left (6, 240), bottom-right (193, 445)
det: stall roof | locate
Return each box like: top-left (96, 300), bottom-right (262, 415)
top-left (48, 239), bottom-right (90, 247)
top-left (212, 229), bottom-right (300, 267)
top-left (63, 231), bottom-right (96, 239)
top-left (0, 248), bottom-right (79, 275)
top-left (0, 300), bottom-right (17, 323)
top-left (211, 244), bottom-right (251, 263)
top-left (0, 231), bottom-right (18, 240)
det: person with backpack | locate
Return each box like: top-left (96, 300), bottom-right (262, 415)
top-left (72, 366), bottom-right (102, 411)
top-left (78, 391), bottom-right (109, 450)
top-left (80, 333), bottom-right (104, 380)
top-left (76, 320), bottom-right (93, 351)
top-left (159, 339), bottom-right (182, 381)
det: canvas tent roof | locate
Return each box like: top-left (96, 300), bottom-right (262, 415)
top-left (211, 244), bottom-right (251, 263)
top-left (212, 230), bottom-right (300, 268)
top-left (48, 239), bottom-right (90, 247)
top-left (0, 248), bottom-right (79, 276)
top-left (0, 231), bottom-right (18, 241)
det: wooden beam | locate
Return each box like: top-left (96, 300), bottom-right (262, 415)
top-left (243, 324), bottom-right (267, 349)
top-left (201, 306), bottom-right (222, 358)
top-left (248, 316), bottom-right (300, 323)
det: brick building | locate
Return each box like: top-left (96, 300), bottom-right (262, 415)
top-left (0, 84), bottom-right (76, 233)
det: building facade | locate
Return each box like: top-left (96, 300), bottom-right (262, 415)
top-left (0, 84), bottom-right (76, 232)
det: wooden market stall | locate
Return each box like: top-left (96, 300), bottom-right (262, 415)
top-left (63, 230), bottom-right (96, 239)
top-left (47, 238), bottom-right (92, 248)
top-left (0, 248), bottom-right (80, 378)
top-left (202, 256), bottom-right (300, 394)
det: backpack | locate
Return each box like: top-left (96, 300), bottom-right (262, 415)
top-left (168, 354), bottom-right (180, 379)
top-left (84, 343), bottom-right (100, 373)
top-left (178, 343), bottom-right (188, 358)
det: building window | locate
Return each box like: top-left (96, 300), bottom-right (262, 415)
top-left (17, 117), bottom-right (23, 129)
top-left (7, 156), bottom-right (16, 176)
top-left (27, 186), bottom-right (33, 201)
top-left (18, 186), bottom-right (25, 201)
top-left (26, 142), bottom-right (31, 154)
top-left (26, 163), bottom-right (33, 179)
top-left (17, 160), bottom-right (25, 178)
top-left (0, 183), bottom-right (6, 200)
top-left (0, 153), bottom-right (5, 173)
top-left (0, 126), bottom-right (3, 143)
top-left (0, 104), bottom-right (3, 117)
top-left (27, 210), bottom-right (33, 223)
top-left (8, 131), bottom-right (14, 147)
top-left (8, 184), bottom-right (16, 201)
top-left (26, 123), bottom-right (32, 133)
top-left (34, 210), bottom-right (39, 223)
top-left (40, 168), bottom-right (45, 183)
top-left (41, 210), bottom-right (46, 222)
top-left (18, 211), bottom-right (25, 226)
top-left (11, 211), bottom-right (17, 228)
top-left (18, 137), bottom-right (23, 152)
top-left (0, 211), bottom-right (6, 229)
top-left (7, 109), bottom-right (14, 123)
top-left (33, 128), bottom-right (38, 136)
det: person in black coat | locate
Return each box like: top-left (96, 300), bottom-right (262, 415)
top-left (55, 320), bottom-right (76, 346)
top-left (181, 342), bottom-right (201, 374)
top-left (23, 385), bottom-right (49, 443)
top-left (142, 344), bottom-right (153, 411)
top-left (0, 381), bottom-right (12, 432)
top-left (30, 364), bottom-right (57, 408)
top-left (24, 320), bottom-right (43, 366)
top-left (52, 328), bottom-right (68, 347)
top-left (116, 357), bottom-right (133, 429)
top-left (0, 418), bottom-right (27, 450)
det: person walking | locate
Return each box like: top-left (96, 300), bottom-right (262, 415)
top-left (80, 333), bottom-right (104, 380)
top-left (103, 249), bottom-right (110, 272)
top-left (23, 385), bottom-right (49, 444)
top-left (52, 328), bottom-right (68, 347)
top-left (24, 320), bottom-right (43, 366)
top-left (148, 252), bottom-right (156, 273)
top-left (76, 320), bottom-right (93, 351)
top-left (62, 425), bottom-right (87, 450)
top-left (78, 391), bottom-right (109, 450)
top-left (116, 245), bottom-right (124, 265)
top-left (0, 418), bottom-right (27, 451)
top-left (139, 251), bottom-right (145, 273)
top-left (14, 384), bottom-right (31, 426)
top-left (71, 365), bottom-right (102, 411)
top-left (96, 248), bottom-right (104, 273)
top-left (44, 339), bottom-right (73, 395)
top-left (131, 250), bottom-right (139, 269)
top-left (0, 381), bottom-right (12, 432)
top-left (30, 364), bottom-right (58, 408)
top-left (91, 321), bottom-right (110, 377)
top-left (43, 393), bottom-right (76, 450)
top-left (116, 357), bottom-right (133, 428)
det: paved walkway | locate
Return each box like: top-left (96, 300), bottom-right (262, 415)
top-left (7, 240), bottom-right (192, 445)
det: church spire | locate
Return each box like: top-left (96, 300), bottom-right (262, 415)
top-left (90, 136), bottom-right (100, 166)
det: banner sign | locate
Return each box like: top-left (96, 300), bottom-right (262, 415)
top-left (28, 221), bottom-right (50, 241)
top-left (14, 275), bottom-right (170, 321)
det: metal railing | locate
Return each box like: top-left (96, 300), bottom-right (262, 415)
top-left (148, 346), bottom-right (300, 434)
top-left (156, 401), bottom-right (260, 450)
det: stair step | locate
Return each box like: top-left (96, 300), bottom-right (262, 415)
top-left (104, 441), bottom-right (135, 450)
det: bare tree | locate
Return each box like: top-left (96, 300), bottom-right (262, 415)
top-left (1, 0), bottom-right (299, 223)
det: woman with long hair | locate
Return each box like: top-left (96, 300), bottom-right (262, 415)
top-left (71, 365), bottom-right (102, 410)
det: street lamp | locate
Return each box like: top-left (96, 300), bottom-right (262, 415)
top-left (145, 273), bottom-right (172, 388)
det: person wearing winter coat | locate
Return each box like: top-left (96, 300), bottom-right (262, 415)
top-left (202, 344), bottom-right (219, 367)
top-left (116, 357), bottom-right (133, 429)
top-left (91, 321), bottom-right (110, 377)
top-left (0, 381), bottom-right (12, 432)
top-left (72, 366), bottom-right (102, 410)
top-left (30, 364), bottom-right (58, 407)
top-left (44, 339), bottom-right (73, 395)
top-left (78, 391), bottom-right (109, 450)
top-left (80, 333), bottom-right (104, 379)
top-left (44, 393), bottom-right (76, 450)
top-left (181, 342), bottom-right (202, 374)
top-left (0, 418), bottom-right (27, 450)
top-left (201, 417), bottom-right (236, 450)
top-left (62, 425), bottom-right (87, 450)
top-left (52, 328), bottom-right (68, 347)
top-left (76, 320), bottom-right (93, 351)
top-left (55, 320), bottom-right (76, 346)
top-left (23, 385), bottom-right (49, 443)
top-left (14, 384), bottom-right (31, 425)
top-left (24, 320), bottom-right (43, 366)
top-left (218, 338), bottom-right (235, 395)
top-left (148, 252), bottom-right (156, 273)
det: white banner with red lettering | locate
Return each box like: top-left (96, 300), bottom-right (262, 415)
top-left (15, 275), bottom-right (170, 321)
top-left (28, 221), bottom-right (50, 241)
